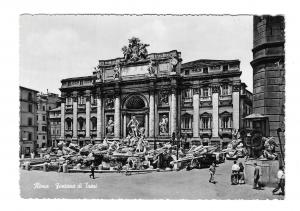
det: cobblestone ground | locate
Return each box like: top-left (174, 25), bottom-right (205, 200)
top-left (20, 158), bottom-right (284, 199)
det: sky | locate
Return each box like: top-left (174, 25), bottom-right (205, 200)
top-left (20, 15), bottom-right (253, 94)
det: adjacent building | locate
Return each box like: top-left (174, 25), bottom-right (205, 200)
top-left (251, 15), bottom-right (285, 146)
top-left (19, 86), bottom-right (38, 157)
top-left (49, 106), bottom-right (61, 147)
top-left (58, 37), bottom-right (252, 149)
top-left (36, 92), bottom-right (60, 149)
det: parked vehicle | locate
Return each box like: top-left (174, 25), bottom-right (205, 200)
top-left (190, 153), bottom-right (217, 169)
top-left (213, 152), bottom-right (226, 164)
top-left (226, 150), bottom-right (239, 160)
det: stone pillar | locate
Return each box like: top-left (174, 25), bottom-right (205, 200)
top-left (149, 88), bottom-right (155, 138)
top-left (72, 91), bottom-right (78, 140)
top-left (85, 90), bottom-right (91, 139)
top-left (232, 84), bottom-right (240, 131)
top-left (96, 91), bottom-right (102, 140)
top-left (123, 114), bottom-right (127, 137)
top-left (60, 99), bottom-right (65, 140)
top-left (211, 84), bottom-right (219, 138)
top-left (145, 114), bottom-right (148, 137)
top-left (114, 92), bottom-right (121, 139)
top-left (170, 87), bottom-right (177, 135)
top-left (192, 88), bottom-right (200, 139)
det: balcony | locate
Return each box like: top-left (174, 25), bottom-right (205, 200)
top-left (182, 98), bottom-right (192, 107)
top-left (200, 96), bottom-right (211, 101)
top-left (219, 95), bottom-right (232, 101)
top-left (65, 130), bottom-right (73, 136)
top-left (219, 95), bottom-right (232, 106)
top-left (78, 130), bottom-right (86, 136)
top-left (181, 128), bottom-right (192, 134)
top-left (90, 129), bottom-right (97, 136)
top-left (199, 128), bottom-right (212, 138)
top-left (77, 104), bottom-right (86, 113)
top-left (219, 128), bottom-right (232, 138)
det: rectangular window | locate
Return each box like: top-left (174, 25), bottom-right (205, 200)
top-left (42, 126), bottom-right (47, 132)
top-left (28, 132), bottom-right (32, 141)
top-left (202, 117), bottom-right (209, 129)
top-left (43, 136), bottom-right (45, 140)
top-left (183, 89), bottom-right (192, 100)
top-left (222, 117), bottom-right (231, 128)
top-left (223, 65), bottom-right (228, 71)
top-left (182, 116), bottom-right (191, 129)
top-left (185, 69), bottom-right (190, 75)
top-left (43, 106), bottom-right (46, 111)
top-left (67, 97), bottom-right (72, 105)
top-left (28, 104), bottom-right (32, 113)
top-left (203, 88), bottom-right (209, 97)
top-left (222, 85), bottom-right (229, 95)
top-left (28, 118), bottom-right (32, 126)
top-left (203, 67), bottom-right (208, 73)
top-left (43, 115), bottom-right (46, 121)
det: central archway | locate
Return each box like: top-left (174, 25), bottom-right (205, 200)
top-left (122, 94), bottom-right (149, 138)
top-left (125, 95), bottom-right (146, 109)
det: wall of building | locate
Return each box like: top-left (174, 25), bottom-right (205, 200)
top-left (251, 15), bottom-right (285, 146)
top-left (19, 87), bottom-right (38, 156)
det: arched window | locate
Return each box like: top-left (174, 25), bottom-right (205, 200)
top-left (200, 112), bottom-right (212, 129)
top-left (65, 118), bottom-right (72, 130)
top-left (78, 117), bottom-right (85, 131)
top-left (219, 111), bottom-right (232, 128)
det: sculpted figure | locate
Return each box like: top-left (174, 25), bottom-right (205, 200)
top-left (147, 59), bottom-right (156, 76)
top-left (106, 117), bottom-right (114, 135)
top-left (127, 116), bottom-right (139, 137)
top-left (94, 66), bottom-right (103, 81)
top-left (159, 115), bottom-right (169, 134)
top-left (114, 62), bottom-right (121, 79)
top-left (170, 57), bottom-right (178, 72)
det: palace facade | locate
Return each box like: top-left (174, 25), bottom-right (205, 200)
top-left (59, 37), bottom-right (252, 148)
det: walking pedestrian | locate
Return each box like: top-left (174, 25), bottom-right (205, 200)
top-left (253, 163), bottom-right (262, 189)
top-left (89, 163), bottom-right (95, 179)
top-left (238, 162), bottom-right (245, 184)
top-left (272, 166), bottom-right (285, 195)
top-left (209, 162), bottom-right (216, 184)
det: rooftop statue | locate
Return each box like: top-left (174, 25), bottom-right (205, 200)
top-left (122, 37), bottom-right (149, 62)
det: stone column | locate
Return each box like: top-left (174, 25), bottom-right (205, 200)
top-left (96, 91), bottom-right (102, 140)
top-left (60, 98), bottom-right (65, 140)
top-left (211, 84), bottom-right (219, 138)
top-left (149, 88), bottom-right (155, 138)
top-left (232, 84), bottom-right (240, 131)
top-left (72, 91), bottom-right (78, 140)
top-left (114, 92), bottom-right (121, 139)
top-left (192, 88), bottom-right (200, 139)
top-left (145, 114), bottom-right (148, 137)
top-left (170, 87), bottom-right (177, 135)
top-left (85, 90), bottom-right (91, 139)
top-left (123, 114), bottom-right (127, 137)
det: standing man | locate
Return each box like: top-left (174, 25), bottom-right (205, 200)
top-left (209, 162), bottom-right (216, 184)
top-left (89, 162), bottom-right (95, 179)
top-left (231, 161), bottom-right (240, 185)
top-left (253, 163), bottom-right (262, 189)
top-left (272, 166), bottom-right (285, 195)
